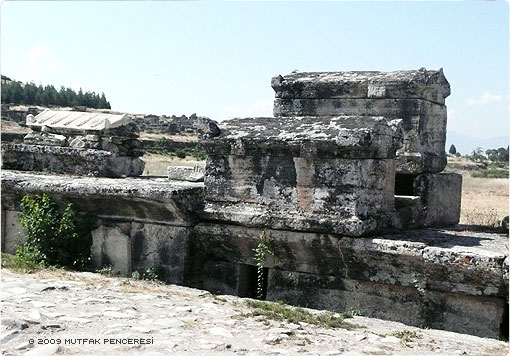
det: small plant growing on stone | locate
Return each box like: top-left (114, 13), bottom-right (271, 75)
top-left (18, 193), bottom-right (94, 270)
top-left (143, 267), bottom-right (159, 281)
top-left (390, 330), bottom-right (421, 346)
top-left (253, 229), bottom-right (273, 300)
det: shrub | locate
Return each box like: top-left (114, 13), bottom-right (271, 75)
top-left (18, 193), bottom-right (94, 269)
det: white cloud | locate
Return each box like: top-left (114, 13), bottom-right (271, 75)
top-left (23, 45), bottom-right (61, 82)
top-left (467, 92), bottom-right (502, 106)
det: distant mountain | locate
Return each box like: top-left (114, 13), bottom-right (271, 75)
top-left (446, 131), bottom-right (508, 155)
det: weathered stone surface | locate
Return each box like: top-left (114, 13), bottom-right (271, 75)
top-left (192, 223), bottom-right (508, 338)
top-left (394, 195), bottom-right (424, 229)
top-left (271, 68), bottom-right (450, 104)
top-left (1, 210), bottom-right (25, 254)
top-left (28, 110), bottom-right (130, 133)
top-left (1, 143), bottom-right (145, 177)
top-left (91, 222), bottom-right (191, 283)
top-left (413, 172), bottom-right (462, 226)
top-left (1, 170), bottom-right (204, 226)
top-left (267, 269), bottom-right (505, 339)
top-left (3, 269), bottom-right (507, 355)
top-left (91, 224), bottom-right (132, 275)
top-left (130, 222), bottom-right (190, 284)
top-left (201, 116), bottom-right (402, 236)
top-left (272, 69), bottom-right (450, 174)
top-left (168, 163), bottom-right (206, 182)
top-left (202, 116), bottom-right (402, 158)
top-left (193, 223), bottom-right (508, 298)
top-left (23, 132), bottom-right (67, 147)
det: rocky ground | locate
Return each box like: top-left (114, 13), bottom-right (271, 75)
top-left (1, 269), bottom-right (508, 356)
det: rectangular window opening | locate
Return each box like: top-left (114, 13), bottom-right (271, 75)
top-left (237, 264), bottom-right (268, 300)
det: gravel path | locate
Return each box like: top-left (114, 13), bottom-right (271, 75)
top-left (1, 269), bottom-right (508, 356)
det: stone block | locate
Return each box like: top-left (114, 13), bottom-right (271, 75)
top-left (272, 69), bottom-right (450, 174)
top-left (167, 163), bottom-right (205, 182)
top-left (1, 143), bottom-right (145, 177)
top-left (192, 223), bottom-right (508, 337)
top-left (413, 172), bottom-right (462, 226)
top-left (1, 170), bottom-right (204, 226)
top-left (23, 132), bottom-right (67, 147)
top-left (266, 269), bottom-right (506, 339)
top-left (91, 224), bottom-right (132, 275)
top-left (201, 260), bottom-right (239, 296)
top-left (201, 116), bottom-right (402, 236)
top-left (193, 223), bottom-right (508, 298)
top-left (130, 223), bottom-right (191, 284)
top-left (271, 68), bottom-right (450, 104)
top-left (1, 210), bottom-right (26, 254)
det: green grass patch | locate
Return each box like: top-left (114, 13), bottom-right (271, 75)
top-left (246, 300), bottom-right (356, 329)
top-left (389, 330), bottom-right (421, 346)
top-left (1, 252), bottom-right (44, 273)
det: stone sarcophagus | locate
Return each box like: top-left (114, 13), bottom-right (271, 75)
top-left (272, 68), bottom-right (450, 174)
top-left (201, 116), bottom-right (403, 236)
top-left (1, 110), bottom-right (145, 177)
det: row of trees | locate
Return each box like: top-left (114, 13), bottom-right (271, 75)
top-left (449, 144), bottom-right (509, 163)
top-left (1, 80), bottom-right (111, 109)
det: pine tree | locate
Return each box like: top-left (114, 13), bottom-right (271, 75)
top-left (448, 144), bottom-right (457, 155)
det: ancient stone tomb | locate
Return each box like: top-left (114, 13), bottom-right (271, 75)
top-left (202, 115), bottom-right (403, 236)
top-left (1, 110), bottom-right (145, 177)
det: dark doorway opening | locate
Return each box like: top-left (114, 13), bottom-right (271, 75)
top-left (501, 302), bottom-right (509, 341)
top-left (237, 264), bottom-right (268, 300)
top-left (395, 174), bottom-right (417, 196)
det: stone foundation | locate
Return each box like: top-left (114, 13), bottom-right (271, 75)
top-left (192, 223), bottom-right (508, 338)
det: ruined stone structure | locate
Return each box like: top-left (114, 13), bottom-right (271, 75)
top-left (201, 116), bottom-right (403, 236)
top-left (1, 69), bottom-right (508, 339)
top-left (2, 110), bottom-right (145, 177)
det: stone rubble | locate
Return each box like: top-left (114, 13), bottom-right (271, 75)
top-left (1, 269), bottom-right (507, 356)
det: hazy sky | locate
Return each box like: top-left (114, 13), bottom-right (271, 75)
top-left (1, 1), bottom-right (508, 139)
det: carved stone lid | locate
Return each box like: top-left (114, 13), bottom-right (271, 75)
top-left (271, 68), bottom-right (450, 104)
top-left (27, 110), bottom-right (130, 133)
top-left (202, 116), bottom-right (402, 159)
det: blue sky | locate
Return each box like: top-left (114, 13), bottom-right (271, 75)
top-left (1, 1), bottom-right (508, 142)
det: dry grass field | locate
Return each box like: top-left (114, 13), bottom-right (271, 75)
top-left (446, 157), bottom-right (508, 226)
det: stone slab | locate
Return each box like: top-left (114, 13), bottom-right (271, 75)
top-left (23, 132), bottom-right (67, 147)
top-left (28, 110), bottom-right (130, 133)
top-left (1, 170), bottom-right (204, 226)
top-left (267, 269), bottom-right (505, 339)
top-left (273, 98), bottom-right (447, 174)
top-left (271, 68), bottom-right (450, 104)
top-left (91, 221), bottom-right (191, 283)
top-left (1, 143), bottom-right (145, 177)
top-left (0, 210), bottom-right (25, 254)
top-left (202, 116), bottom-right (403, 159)
top-left (193, 223), bottom-right (508, 298)
top-left (167, 163), bottom-right (205, 182)
top-left (414, 172), bottom-right (462, 227)
top-left (91, 224), bottom-right (132, 275)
